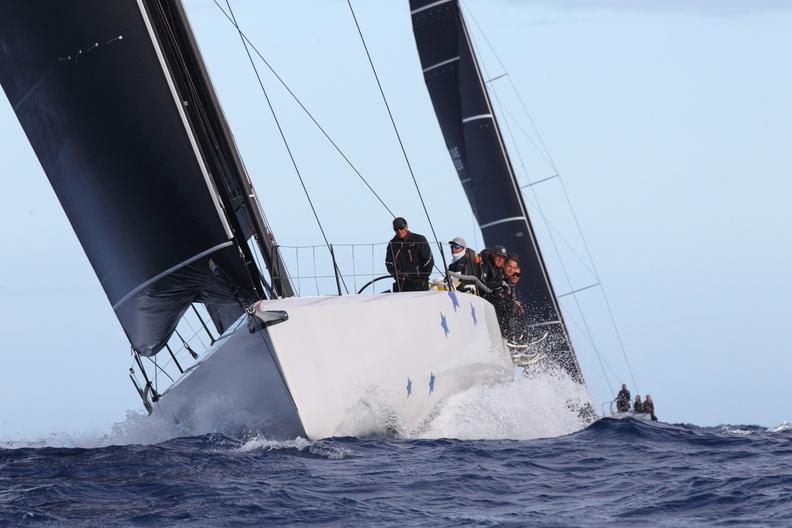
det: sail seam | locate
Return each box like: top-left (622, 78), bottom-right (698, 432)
top-left (461, 113), bottom-right (493, 123)
top-left (422, 56), bottom-right (460, 73)
top-left (112, 241), bottom-right (234, 310)
top-left (479, 216), bottom-right (526, 229)
top-left (411, 0), bottom-right (453, 15)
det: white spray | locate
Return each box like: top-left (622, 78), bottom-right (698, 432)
top-left (412, 367), bottom-right (594, 440)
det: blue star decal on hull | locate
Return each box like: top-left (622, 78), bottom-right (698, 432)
top-left (471, 304), bottom-right (478, 326)
top-left (440, 312), bottom-right (449, 337)
top-left (447, 289), bottom-right (460, 312)
top-left (429, 373), bottom-right (436, 395)
top-left (406, 377), bottom-right (412, 397)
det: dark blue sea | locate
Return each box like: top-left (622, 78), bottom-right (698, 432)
top-left (1, 417), bottom-right (790, 527)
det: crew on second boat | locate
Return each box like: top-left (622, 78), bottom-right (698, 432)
top-left (616, 384), bottom-right (631, 413)
top-left (644, 394), bottom-right (658, 421)
top-left (633, 395), bottom-right (644, 413)
top-left (385, 217), bottom-right (434, 292)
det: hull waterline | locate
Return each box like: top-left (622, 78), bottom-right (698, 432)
top-left (155, 291), bottom-right (513, 440)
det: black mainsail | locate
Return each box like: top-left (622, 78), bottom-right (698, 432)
top-left (410, 0), bottom-right (583, 378)
top-left (0, 1), bottom-right (290, 356)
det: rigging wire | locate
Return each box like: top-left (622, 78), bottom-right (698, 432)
top-left (493, 85), bottom-right (615, 392)
top-left (468, 19), bottom-right (602, 378)
top-left (223, 0), bottom-right (349, 295)
top-left (345, 0), bottom-right (450, 276)
top-left (211, 0), bottom-right (395, 218)
top-left (556, 174), bottom-right (640, 394)
top-left (461, 0), bottom-right (639, 394)
top-left (470, 24), bottom-right (619, 394)
top-left (460, 1), bottom-right (557, 172)
top-left (562, 308), bottom-right (616, 396)
top-left (493, 94), bottom-right (597, 280)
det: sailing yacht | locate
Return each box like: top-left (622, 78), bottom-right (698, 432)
top-left (0, 0), bottom-right (591, 440)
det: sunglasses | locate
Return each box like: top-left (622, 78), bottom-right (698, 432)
top-left (513, 272), bottom-right (521, 278)
top-left (449, 243), bottom-right (463, 249)
top-left (393, 226), bottom-right (406, 232)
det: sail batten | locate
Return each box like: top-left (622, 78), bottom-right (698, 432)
top-left (410, 0), bottom-right (583, 379)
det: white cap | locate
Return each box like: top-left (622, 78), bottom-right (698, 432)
top-left (448, 236), bottom-right (467, 248)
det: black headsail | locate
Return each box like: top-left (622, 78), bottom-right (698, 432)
top-left (409, 0), bottom-right (583, 379)
top-left (0, 0), bottom-right (290, 356)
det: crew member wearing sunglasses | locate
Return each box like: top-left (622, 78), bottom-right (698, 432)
top-left (507, 260), bottom-right (524, 314)
top-left (385, 217), bottom-right (434, 292)
top-left (447, 237), bottom-right (483, 294)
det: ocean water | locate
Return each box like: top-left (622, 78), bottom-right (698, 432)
top-left (1, 374), bottom-right (790, 527)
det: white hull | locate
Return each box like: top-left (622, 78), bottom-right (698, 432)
top-left (155, 291), bottom-right (513, 440)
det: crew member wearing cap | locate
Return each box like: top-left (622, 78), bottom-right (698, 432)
top-left (385, 217), bottom-right (434, 292)
top-left (447, 237), bottom-right (483, 294)
top-left (480, 245), bottom-right (508, 292)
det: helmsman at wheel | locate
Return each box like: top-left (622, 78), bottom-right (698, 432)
top-left (385, 217), bottom-right (434, 292)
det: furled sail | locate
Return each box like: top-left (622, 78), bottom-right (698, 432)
top-left (410, 0), bottom-right (582, 378)
top-left (0, 1), bottom-right (273, 355)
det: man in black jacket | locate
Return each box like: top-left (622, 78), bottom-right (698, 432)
top-left (480, 245), bottom-right (508, 292)
top-left (385, 217), bottom-right (434, 292)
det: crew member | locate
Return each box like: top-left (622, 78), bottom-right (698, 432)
top-left (503, 255), bottom-right (519, 284)
top-left (448, 237), bottom-right (482, 293)
top-left (497, 255), bottom-right (523, 339)
top-left (509, 264), bottom-right (521, 287)
top-left (644, 394), bottom-right (657, 421)
top-left (633, 395), bottom-right (645, 413)
top-left (385, 217), bottom-right (434, 292)
top-left (482, 247), bottom-right (516, 336)
top-left (480, 245), bottom-right (508, 292)
top-left (616, 384), bottom-right (631, 413)
top-left (510, 263), bottom-right (523, 312)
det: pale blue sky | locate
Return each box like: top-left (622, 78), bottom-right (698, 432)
top-left (1, 0), bottom-right (790, 437)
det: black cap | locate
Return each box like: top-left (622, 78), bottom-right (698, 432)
top-left (392, 217), bottom-right (407, 229)
top-left (493, 245), bottom-right (507, 258)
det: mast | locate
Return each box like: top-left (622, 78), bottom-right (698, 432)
top-left (409, 0), bottom-right (583, 380)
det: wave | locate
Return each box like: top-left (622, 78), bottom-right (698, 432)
top-left (2, 413), bottom-right (790, 527)
top-left (767, 421), bottom-right (792, 433)
top-left (1, 378), bottom-right (789, 450)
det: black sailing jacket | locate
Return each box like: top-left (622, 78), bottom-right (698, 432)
top-left (480, 258), bottom-right (505, 293)
top-left (449, 248), bottom-right (483, 291)
top-left (385, 232), bottom-right (434, 292)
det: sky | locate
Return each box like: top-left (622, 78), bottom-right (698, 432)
top-left (0, 0), bottom-right (790, 437)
